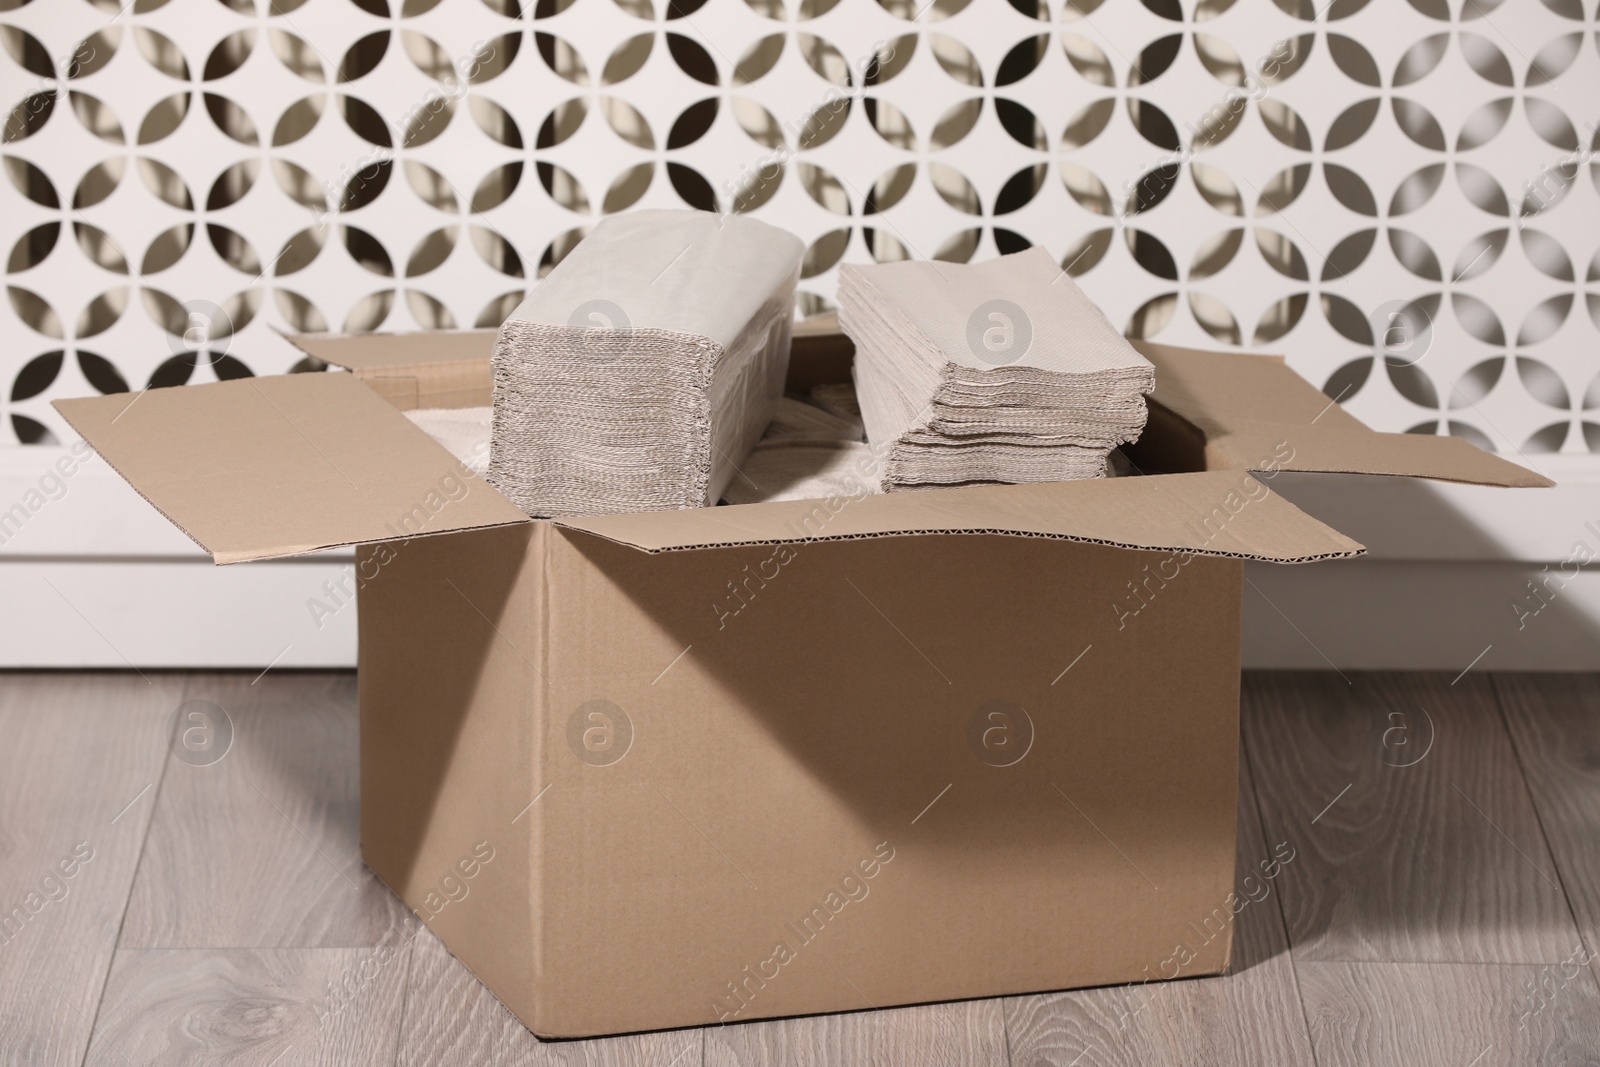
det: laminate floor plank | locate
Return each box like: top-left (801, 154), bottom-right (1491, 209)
top-left (0, 672), bottom-right (183, 1067)
top-left (395, 926), bottom-right (704, 1067)
top-left (119, 673), bottom-right (408, 949)
top-left (1001, 746), bottom-right (1316, 1067)
top-left (1297, 960), bottom-right (1600, 1066)
top-left (1242, 671), bottom-right (1578, 964)
top-left (1494, 673), bottom-right (1600, 981)
top-left (10, 669), bottom-right (1597, 1065)
top-left (82, 945), bottom-right (411, 1067)
top-left (702, 996), bottom-right (1007, 1067)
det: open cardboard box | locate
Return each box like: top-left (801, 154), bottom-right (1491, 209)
top-left (55, 318), bottom-right (1549, 1038)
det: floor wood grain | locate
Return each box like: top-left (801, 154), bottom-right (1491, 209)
top-left (1001, 742), bottom-right (1317, 1067)
top-left (1494, 673), bottom-right (1600, 983)
top-left (82, 946), bottom-right (411, 1066)
top-left (119, 674), bottom-right (407, 949)
top-left (4, 670), bottom-right (1597, 1066)
top-left (0, 673), bottom-right (182, 1067)
top-left (1297, 960), bottom-right (1600, 1066)
top-left (1242, 671), bottom-right (1579, 964)
top-left (703, 998), bottom-right (1007, 1067)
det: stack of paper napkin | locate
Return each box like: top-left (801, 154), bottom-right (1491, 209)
top-left (488, 210), bottom-right (804, 516)
top-left (839, 247), bottom-right (1154, 490)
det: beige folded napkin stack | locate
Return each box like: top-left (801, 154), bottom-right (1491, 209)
top-left (488, 209), bottom-right (804, 516)
top-left (839, 247), bottom-right (1154, 491)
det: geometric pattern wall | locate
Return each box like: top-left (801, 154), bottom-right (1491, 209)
top-left (3, 0), bottom-right (1597, 457)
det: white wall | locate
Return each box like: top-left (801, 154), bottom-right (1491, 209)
top-left (3, 0), bottom-right (1597, 668)
top-left (0, 446), bottom-right (356, 668)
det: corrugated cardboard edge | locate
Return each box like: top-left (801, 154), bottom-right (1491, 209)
top-left (557, 520), bottom-right (1361, 564)
top-left (530, 522), bottom-right (552, 1035)
top-left (553, 473), bottom-right (1366, 563)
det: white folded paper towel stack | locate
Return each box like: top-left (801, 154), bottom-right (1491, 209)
top-left (488, 210), bottom-right (804, 516)
top-left (839, 247), bottom-right (1154, 490)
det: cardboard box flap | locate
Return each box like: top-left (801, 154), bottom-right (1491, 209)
top-left (555, 470), bottom-right (1364, 563)
top-left (281, 330), bottom-right (496, 412)
top-left (1202, 424), bottom-right (1555, 486)
top-left (54, 373), bottom-right (529, 564)
top-left (283, 329), bottom-right (496, 371)
top-left (1132, 340), bottom-right (1554, 488)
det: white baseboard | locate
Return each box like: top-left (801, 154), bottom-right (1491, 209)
top-left (4, 446), bottom-right (1599, 670)
top-left (1242, 560), bottom-right (1600, 673)
top-left (3, 558), bottom-right (1592, 671)
top-left (2, 447), bottom-right (357, 668)
top-left (1263, 461), bottom-right (1600, 563)
top-left (0, 560), bottom-right (357, 669)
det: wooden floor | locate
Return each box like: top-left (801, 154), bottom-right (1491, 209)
top-left (2, 671), bottom-right (1597, 1066)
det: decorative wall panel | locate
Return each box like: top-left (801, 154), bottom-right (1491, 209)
top-left (2, 0), bottom-right (1596, 459)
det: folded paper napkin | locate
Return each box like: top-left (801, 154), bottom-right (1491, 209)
top-left (759, 395), bottom-right (865, 444)
top-left (721, 440), bottom-right (882, 506)
top-left (721, 391), bottom-right (880, 505)
top-left (404, 406), bottom-right (490, 476)
top-left (404, 395), bottom-right (878, 508)
top-left (839, 247), bottom-right (1154, 491)
top-left (488, 209), bottom-right (805, 516)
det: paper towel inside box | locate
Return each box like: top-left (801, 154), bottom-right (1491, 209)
top-left (511, 210), bottom-right (802, 349)
top-left (488, 210), bottom-right (804, 517)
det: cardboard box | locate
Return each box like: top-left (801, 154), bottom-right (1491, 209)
top-left (56, 322), bottom-right (1548, 1037)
